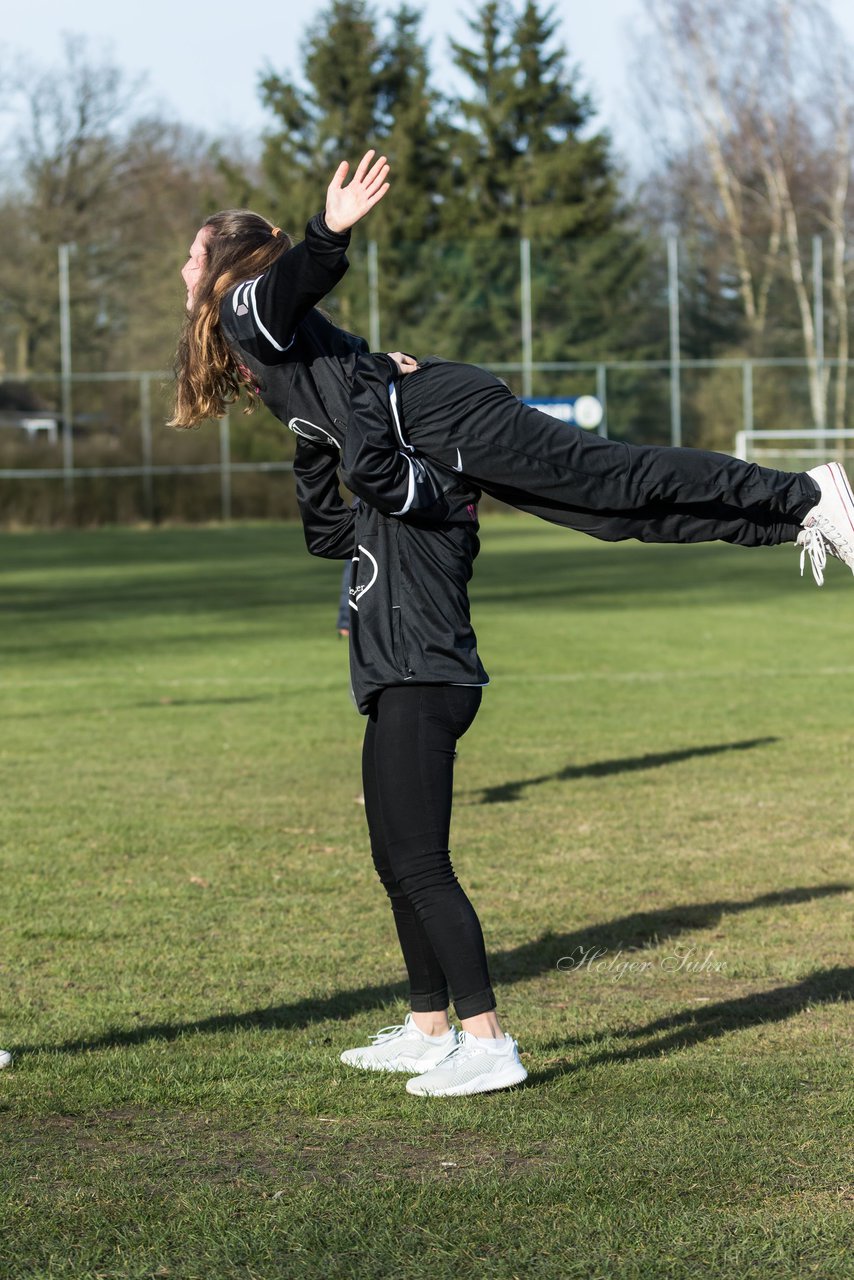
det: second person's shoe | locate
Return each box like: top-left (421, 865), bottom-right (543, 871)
top-left (405, 1031), bottom-right (528, 1097)
top-left (340, 1013), bottom-right (458, 1074)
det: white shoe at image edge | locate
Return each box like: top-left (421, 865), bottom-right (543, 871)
top-left (340, 1012), bottom-right (458, 1074)
top-left (405, 1030), bottom-right (528, 1097)
top-left (0, 1050), bottom-right (11, 1069)
top-left (799, 462), bottom-right (854, 584)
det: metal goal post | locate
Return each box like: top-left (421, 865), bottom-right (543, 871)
top-left (734, 428), bottom-right (854, 464)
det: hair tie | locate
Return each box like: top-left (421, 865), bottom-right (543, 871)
top-left (270, 226), bottom-right (282, 238)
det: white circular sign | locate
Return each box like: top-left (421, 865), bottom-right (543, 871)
top-left (573, 395), bottom-right (604, 429)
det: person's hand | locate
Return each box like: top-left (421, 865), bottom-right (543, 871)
top-left (387, 352), bottom-right (419, 375)
top-left (325, 150), bottom-right (390, 233)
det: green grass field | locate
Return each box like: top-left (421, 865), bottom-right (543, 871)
top-left (1, 517), bottom-right (852, 1280)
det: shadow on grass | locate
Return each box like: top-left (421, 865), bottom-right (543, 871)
top-left (488, 883), bottom-right (852, 981)
top-left (2, 528), bottom-right (808, 630)
top-left (15, 883), bottom-right (850, 1059)
top-left (531, 965), bottom-right (854, 1084)
top-left (471, 737), bottom-right (778, 804)
top-left (130, 697), bottom-right (270, 710)
top-left (1, 696), bottom-right (273, 720)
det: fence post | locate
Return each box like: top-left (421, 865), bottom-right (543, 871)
top-left (596, 363), bottom-right (608, 438)
top-left (140, 374), bottom-right (153, 521)
top-left (368, 241), bottom-right (381, 352)
top-left (666, 232), bottom-right (682, 448)
top-left (742, 360), bottom-right (754, 456)
top-left (813, 234), bottom-right (826, 445)
top-left (219, 413), bottom-right (231, 521)
top-left (520, 237), bottom-right (533, 398)
top-left (58, 244), bottom-right (74, 510)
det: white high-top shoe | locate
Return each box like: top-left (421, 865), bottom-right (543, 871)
top-left (798, 462), bottom-right (854, 585)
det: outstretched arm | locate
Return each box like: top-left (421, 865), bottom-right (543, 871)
top-left (221, 151), bottom-right (390, 360)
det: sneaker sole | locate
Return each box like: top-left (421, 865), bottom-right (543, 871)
top-left (406, 1062), bottom-right (529, 1097)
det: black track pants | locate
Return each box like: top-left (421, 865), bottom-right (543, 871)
top-left (399, 360), bottom-right (818, 546)
top-left (361, 684), bottom-right (495, 1020)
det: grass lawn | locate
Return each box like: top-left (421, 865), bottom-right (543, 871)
top-left (0, 516), bottom-right (851, 1279)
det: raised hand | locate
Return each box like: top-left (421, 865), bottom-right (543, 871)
top-left (325, 150), bottom-right (390, 234)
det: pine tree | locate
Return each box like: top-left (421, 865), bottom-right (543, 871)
top-left (511, 1), bottom-right (612, 237)
top-left (446, 0), bottom-right (518, 236)
top-left (259, 0), bottom-right (386, 236)
top-left (258, 0), bottom-right (448, 341)
top-left (363, 6), bottom-right (461, 349)
top-left (442, 0), bottom-right (620, 238)
top-left (434, 0), bottom-right (647, 369)
top-left (373, 5), bottom-right (448, 241)
top-left (255, 0), bottom-right (649, 387)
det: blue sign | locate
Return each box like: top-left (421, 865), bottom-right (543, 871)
top-left (523, 395), bottom-right (604, 429)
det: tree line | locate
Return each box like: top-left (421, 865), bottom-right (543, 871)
top-left (1, 0), bottom-right (853, 458)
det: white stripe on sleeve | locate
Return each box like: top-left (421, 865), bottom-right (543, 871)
top-left (389, 380), bottom-right (413, 452)
top-left (390, 454), bottom-right (418, 517)
top-left (247, 276), bottom-right (295, 353)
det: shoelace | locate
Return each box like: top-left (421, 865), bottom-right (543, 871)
top-left (432, 1030), bottom-right (509, 1066)
top-left (798, 523), bottom-right (854, 584)
top-left (806, 513), bottom-right (854, 573)
top-left (428, 1030), bottom-right (473, 1065)
top-left (368, 1018), bottom-right (451, 1045)
top-left (799, 526), bottom-right (828, 586)
top-left (369, 1023), bottom-right (409, 1044)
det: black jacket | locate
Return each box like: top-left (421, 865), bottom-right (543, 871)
top-left (296, 353), bottom-right (489, 714)
top-left (218, 213), bottom-right (488, 712)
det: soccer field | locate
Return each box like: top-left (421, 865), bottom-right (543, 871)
top-left (1, 517), bottom-right (852, 1279)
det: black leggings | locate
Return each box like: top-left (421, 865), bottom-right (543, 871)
top-left (361, 683), bottom-right (495, 1020)
top-left (399, 360), bottom-right (818, 545)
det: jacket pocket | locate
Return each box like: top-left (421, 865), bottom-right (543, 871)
top-left (392, 605), bottom-right (414, 679)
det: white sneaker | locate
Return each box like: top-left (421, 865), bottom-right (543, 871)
top-left (340, 1013), bottom-right (458, 1074)
top-left (800, 462), bottom-right (854, 582)
top-left (0, 1050), bottom-right (11, 1069)
top-left (405, 1031), bottom-right (528, 1097)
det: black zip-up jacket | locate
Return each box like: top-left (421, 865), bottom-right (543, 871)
top-left (295, 353), bottom-right (489, 714)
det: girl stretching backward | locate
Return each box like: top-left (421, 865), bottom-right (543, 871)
top-left (172, 150), bottom-right (854, 585)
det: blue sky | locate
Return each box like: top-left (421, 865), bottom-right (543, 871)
top-left (5, 0), bottom-right (854, 170)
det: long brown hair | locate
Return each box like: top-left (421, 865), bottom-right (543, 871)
top-left (170, 210), bottom-right (292, 428)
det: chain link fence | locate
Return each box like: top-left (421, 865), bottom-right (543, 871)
top-left (2, 358), bottom-right (850, 527)
top-left (2, 233), bottom-right (851, 526)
